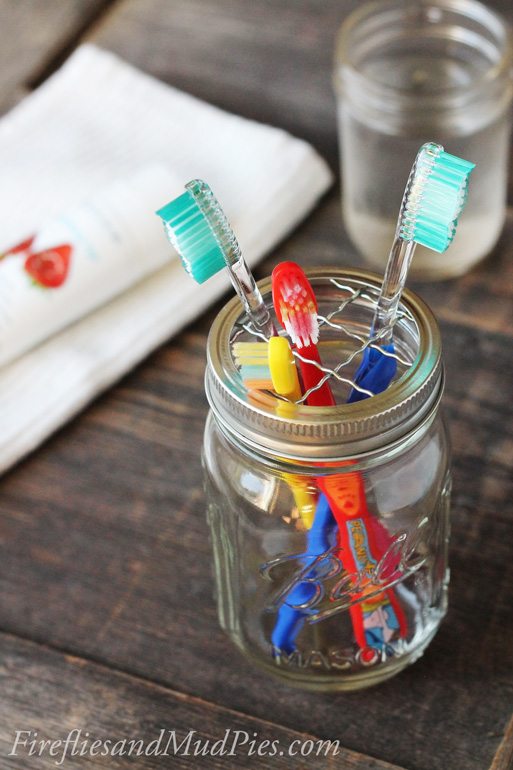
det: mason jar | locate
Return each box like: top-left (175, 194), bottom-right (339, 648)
top-left (202, 268), bottom-right (451, 691)
top-left (334, 0), bottom-right (513, 280)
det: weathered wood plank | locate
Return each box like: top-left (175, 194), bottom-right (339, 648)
top-left (413, 210), bottom-right (513, 337)
top-left (88, 0), bottom-right (513, 171)
top-left (88, 0), bottom-right (360, 167)
top-left (0, 633), bottom-right (406, 770)
top-left (0, 0), bottom-right (112, 115)
top-left (490, 714), bottom-right (513, 770)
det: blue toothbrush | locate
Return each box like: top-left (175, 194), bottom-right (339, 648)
top-left (271, 492), bottom-right (337, 655)
top-left (349, 142), bottom-right (475, 402)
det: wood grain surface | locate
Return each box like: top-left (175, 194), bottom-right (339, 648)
top-left (491, 716), bottom-right (513, 770)
top-left (1, 633), bottom-right (409, 769)
top-left (0, 0), bottom-right (113, 114)
top-left (0, 2), bottom-right (512, 770)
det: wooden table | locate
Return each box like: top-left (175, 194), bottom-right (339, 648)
top-left (1, 2), bottom-right (513, 769)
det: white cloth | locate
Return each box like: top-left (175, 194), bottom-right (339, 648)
top-left (0, 44), bottom-right (332, 474)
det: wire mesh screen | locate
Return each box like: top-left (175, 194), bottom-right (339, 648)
top-left (229, 277), bottom-right (420, 406)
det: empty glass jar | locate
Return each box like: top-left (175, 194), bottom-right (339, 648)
top-left (203, 268), bottom-right (451, 691)
top-left (334, 0), bottom-right (513, 279)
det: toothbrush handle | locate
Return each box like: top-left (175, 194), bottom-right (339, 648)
top-left (296, 344), bottom-right (336, 407)
top-left (317, 475), bottom-right (408, 643)
top-left (229, 258), bottom-right (276, 338)
top-left (372, 238), bottom-right (416, 344)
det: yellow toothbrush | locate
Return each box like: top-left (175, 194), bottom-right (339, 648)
top-left (233, 338), bottom-right (315, 528)
top-left (233, 337), bottom-right (300, 401)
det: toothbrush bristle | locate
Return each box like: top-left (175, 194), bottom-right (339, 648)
top-left (400, 142), bottom-right (475, 253)
top-left (233, 341), bottom-right (269, 366)
top-left (272, 262), bottom-right (319, 348)
top-left (156, 180), bottom-right (240, 283)
top-left (233, 341), bottom-right (273, 389)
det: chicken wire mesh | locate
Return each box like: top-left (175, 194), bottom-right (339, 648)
top-left (229, 277), bottom-right (419, 406)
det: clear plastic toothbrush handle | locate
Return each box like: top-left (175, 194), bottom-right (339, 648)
top-left (371, 238), bottom-right (416, 345)
top-left (230, 258), bottom-right (276, 338)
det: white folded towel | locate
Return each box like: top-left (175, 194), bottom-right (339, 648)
top-left (0, 44), bottom-right (332, 474)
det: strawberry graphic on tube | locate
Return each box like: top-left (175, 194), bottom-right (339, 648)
top-left (1, 233), bottom-right (72, 289)
top-left (0, 235), bottom-right (36, 259)
top-left (24, 245), bottom-right (71, 288)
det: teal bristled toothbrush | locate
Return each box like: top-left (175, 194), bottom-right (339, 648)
top-left (156, 179), bottom-right (276, 338)
top-left (349, 142), bottom-right (475, 402)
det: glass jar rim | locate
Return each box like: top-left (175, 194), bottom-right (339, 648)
top-left (334, 0), bottom-right (513, 110)
top-left (205, 268), bottom-right (443, 462)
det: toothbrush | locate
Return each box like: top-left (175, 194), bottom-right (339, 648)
top-left (330, 143), bottom-right (474, 649)
top-left (271, 472), bottom-right (407, 658)
top-left (231, 319), bottom-right (339, 653)
top-left (233, 341), bottom-right (274, 392)
top-left (233, 337), bottom-right (302, 402)
top-left (271, 262), bottom-right (407, 657)
top-left (272, 261), bottom-right (336, 406)
top-left (156, 179), bottom-right (276, 338)
top-left (155, 187), bottom-right (327, 648)
top-left (234, 337), bottom-right (317, 529)
top-left (349, 142), bottom-right (475, 402)
top-left (316, 471), bottom-right (408, 658)
top-left (271, 491), bottom-right (338, 656)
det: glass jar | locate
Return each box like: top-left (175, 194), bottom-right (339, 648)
top-left (334, 0), bottom-right (513, 280)
top-left (203, 268), bottom-right (451, 691)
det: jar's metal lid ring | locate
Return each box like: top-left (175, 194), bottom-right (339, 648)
top-left (206, 268), bottom-right (443, 460)
top-left (206, 370), bottom-right (445, 465)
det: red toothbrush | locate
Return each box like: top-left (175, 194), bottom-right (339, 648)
top-left (272, 262), bottom-right (407, 658)
top-left (316, 471), bottom-right (408, 661)
top-left (272, 261), bottom-right (335, 407)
